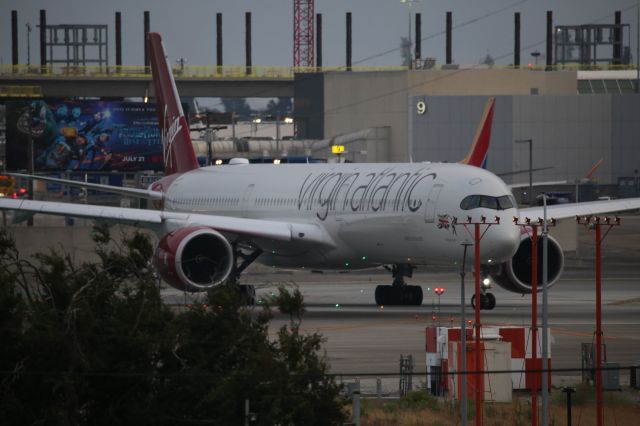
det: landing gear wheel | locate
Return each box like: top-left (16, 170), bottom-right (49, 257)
top-left (471, 294), bottom-right (486, 310)
top-left (407, 285), bottom-right (423, 306)
top-left (486, 292), bottom-right (496, 310)
top-left (375, 285), bottom-right (390, 306)
top-left (375, 264), bottom-right (423, 306)
top-left (471, 293), bottom-right (496, 310)
top-left (375, 285), bottom-right (423, 306)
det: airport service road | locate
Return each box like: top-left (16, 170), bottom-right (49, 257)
top-left (241, 270), bottom-right (640, 377)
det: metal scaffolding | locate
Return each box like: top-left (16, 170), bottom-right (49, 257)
top-left (45, 24), bottom-right (109, 67)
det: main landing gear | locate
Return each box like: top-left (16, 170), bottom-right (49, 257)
top-left (374, 264), bottom-right (423, 306)
top-left (226, 242), bottom-right (263, 305)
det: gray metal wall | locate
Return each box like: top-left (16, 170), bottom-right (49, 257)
top-left (294, 73), bottom-right (325, 139)
top-left (410, 95), bottom-right (640, 186)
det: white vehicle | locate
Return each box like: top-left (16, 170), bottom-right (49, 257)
top-left (2, 33), bottom-right (640, 308)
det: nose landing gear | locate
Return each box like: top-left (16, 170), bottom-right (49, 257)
top-left (374, 264), bottom-right (423, 306)
top-left (470, 289), bottom-right (496, 310)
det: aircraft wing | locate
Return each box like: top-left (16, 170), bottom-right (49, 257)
top-left (496, 166), bottom-right (555, 177)
top-left (0, 198), bottom-right (333, 246)
top-left (4, 173), bottom-right (163, 201)
top-left (509, 180), bottom-right (567, 189)
top-left (519, 198), bottom-right (640, 221)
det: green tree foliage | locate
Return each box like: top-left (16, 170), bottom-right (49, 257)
top-left (221, 97), bottom-right (253, 121)
top-left (265, 97), bottom-right (293, 118)
top-left (400, 36), bottom-right (412, 67)
top-left (480, 51), bottom-right (495, 68)
top-left (0, 226), bottom-right (345, 425)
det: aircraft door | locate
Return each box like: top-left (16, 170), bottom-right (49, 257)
top-left (424, 184), bottom-right (443, 223)
top-left (241, 184), bottom-right (255, 218)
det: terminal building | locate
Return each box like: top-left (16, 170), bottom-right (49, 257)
top-left (296, 68), bottom-right (640, 199)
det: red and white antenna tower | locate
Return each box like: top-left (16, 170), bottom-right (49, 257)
top-left (293, 0), bottom-right (314, 67)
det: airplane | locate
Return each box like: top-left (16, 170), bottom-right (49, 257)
top-left (2, 32), bottom-right (640, 309)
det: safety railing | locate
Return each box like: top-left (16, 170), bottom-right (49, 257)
top-left (1, 63), bottom-right (637, 79)
top-left (0, 64), bottom-right (407, 79)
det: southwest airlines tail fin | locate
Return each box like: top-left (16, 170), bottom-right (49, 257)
top-left (148, 32), bottom-right (199, 175)
top-left (459, 97), bottom-right (496, 168)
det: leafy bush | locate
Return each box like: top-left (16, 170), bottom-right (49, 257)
top-left (0, 225), bottom-right (345, 425)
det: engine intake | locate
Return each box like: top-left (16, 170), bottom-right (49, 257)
top-left (153, 227), bottom-right (233, 292)
top-left (489, 234), bottom-right (564, 294)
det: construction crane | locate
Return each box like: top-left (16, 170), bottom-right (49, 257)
top-left (293, 0), bottom-right (314, 67)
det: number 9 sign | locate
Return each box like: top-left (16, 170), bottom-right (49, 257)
top-left (416, 100), bottom-right (427, 115)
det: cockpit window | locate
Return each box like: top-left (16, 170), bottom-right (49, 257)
top-left (497, 195), bottom-right (514, 209)
top-left (480, 196), bottom-right (498, 209)
top-left (460, 194), bottom-right (515, 211)
top-left (460, 195), bottom-right (480, 210)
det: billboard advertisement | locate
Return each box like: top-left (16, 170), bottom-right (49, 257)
top-left (5, 100), bottom-right (162, 172)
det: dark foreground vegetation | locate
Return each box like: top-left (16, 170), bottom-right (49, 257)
top-left (0, 225), bottom-right (345, 425)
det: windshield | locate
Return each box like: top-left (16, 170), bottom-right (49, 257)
top-left (460, 194), bottom-right (516, 211)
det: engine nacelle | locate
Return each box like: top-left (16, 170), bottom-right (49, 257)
top-left (153, 227), bottom-right (233, 292)
top-left (489, 234), bottom-right (564, 294)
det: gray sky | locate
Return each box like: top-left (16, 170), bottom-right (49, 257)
top-left (1, 0), bottom-right (638, 68)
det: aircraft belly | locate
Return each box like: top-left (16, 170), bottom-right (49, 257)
top-left (335, 214), bottom-right (431, 264)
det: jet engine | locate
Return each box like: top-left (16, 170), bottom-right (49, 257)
top-left (489, 234), bottom-right (564, 294)
top-left (153, 227), bottom-right (234, 292)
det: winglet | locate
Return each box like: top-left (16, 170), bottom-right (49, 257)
top-left (147, 32), bottom-right (199, 175)
top-left (460, 97), bottom-right (496, 168)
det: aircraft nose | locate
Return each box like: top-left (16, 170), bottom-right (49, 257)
top-left (481, 220), bottom-right (521, 263)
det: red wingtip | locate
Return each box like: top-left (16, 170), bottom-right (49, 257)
top-left (147, 32), bottom-right (199, 175)
top-left (460, 97), bottom-right (496, 168)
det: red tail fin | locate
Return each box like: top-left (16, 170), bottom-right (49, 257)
top-left (148, 32), bottom-right (199, 175)
top-left (459, 97), bottom-right (496, 168)
top-left (585, 158), bottom-right (603, 179)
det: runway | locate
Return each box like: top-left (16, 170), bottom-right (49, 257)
top-left (246, 217), bottom-right (640, 378)
top-left (9, 216), bottom-right (640, 384)
top-left (161, 265), bottom-right (640, 385)
top-left (243, 270), bottom-right (640, 377)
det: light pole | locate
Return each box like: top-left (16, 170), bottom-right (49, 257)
top-left (434, 287), bottom-right (445, 326)
top-left (575, 215), bottom-right (621, 426)
top-left (401, 0), bottom-right (419, 68)
top-left (542, 193), bottom-right (550, 426)
top-left (456, 215), bottom-right (501, 426)
top-left (531, 50), bottom-right (541, 66)
top-left (514, 206), bottom-right (557, 426)
top-left (460, 242), bottom-right (473, 426)
top-left (26, 23), bottom-right (32, 66)
top-left (515, 139), bottom-right (533, 206)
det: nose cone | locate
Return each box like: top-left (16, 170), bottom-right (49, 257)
top-left (481, 218), bottom-right (521, 263)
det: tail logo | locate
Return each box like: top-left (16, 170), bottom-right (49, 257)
top-left (162, 116), bottom-right (182, 168)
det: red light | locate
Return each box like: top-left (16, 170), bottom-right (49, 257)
top-left (11, 193), bottom-right (17, 199)
top-left (18, 188), bottom-right (27, 194)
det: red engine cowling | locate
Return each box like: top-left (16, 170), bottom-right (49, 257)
top-left (153, 226), bottom-right (234, 292)
top-left (489, 234), bottom-right (565, 294)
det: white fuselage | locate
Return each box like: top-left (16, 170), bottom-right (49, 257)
top-left (161, 162), bottom-right (521, 270)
